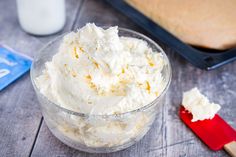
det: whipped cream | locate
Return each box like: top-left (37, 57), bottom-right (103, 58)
top-left (36, 23), bottom-right (166, 115)
top-left (35, 23), bottom-right (167, 148)
top-left (182, 87), bottom-right (221, 122)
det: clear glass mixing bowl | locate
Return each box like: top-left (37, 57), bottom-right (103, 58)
top-left (30, 27), bottom-right (172, 153)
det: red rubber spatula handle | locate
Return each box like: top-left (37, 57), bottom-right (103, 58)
top-left (224, 141), bottom-right (236, 157)
top-left (179, 106), bottom-right (236, 156)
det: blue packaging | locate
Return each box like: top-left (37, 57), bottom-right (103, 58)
top-left (0, 45), bottom-right (32, 91)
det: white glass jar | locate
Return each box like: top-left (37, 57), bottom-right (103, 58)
top-left (16, 0), bottom-right (66, 35)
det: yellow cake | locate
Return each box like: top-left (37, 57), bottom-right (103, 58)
top-left (126, 0), bottom-right (236, 50)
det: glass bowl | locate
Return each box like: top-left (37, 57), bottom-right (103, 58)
top-left (30, 27), bottom-right (172, 153)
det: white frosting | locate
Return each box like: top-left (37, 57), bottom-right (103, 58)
top-left (182, 87), bottom-right (221, 122)
top-left (36, 23), bottom-right (165, 115)
top-left (36, 23), bottom-right (166, 147)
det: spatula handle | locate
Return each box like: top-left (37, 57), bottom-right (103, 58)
top-left (224, 141), bottom-right (236, 157)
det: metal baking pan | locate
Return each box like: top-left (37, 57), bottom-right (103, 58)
top-left (106, 0), bottom-right (236, 70)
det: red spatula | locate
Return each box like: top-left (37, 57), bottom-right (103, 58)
top-left (180, 106), bottom-right (236, 157)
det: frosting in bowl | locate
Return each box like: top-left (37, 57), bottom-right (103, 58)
top-left (34, 23), bottom-right (169, 148)
top-left (36, 23), bottom-right (166, 115)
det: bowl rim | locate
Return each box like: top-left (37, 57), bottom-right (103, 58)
top-left (30, 26), bottom-right (172, 118)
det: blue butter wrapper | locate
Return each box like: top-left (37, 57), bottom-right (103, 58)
top-left (0, 45), bottom-right (32, 91)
